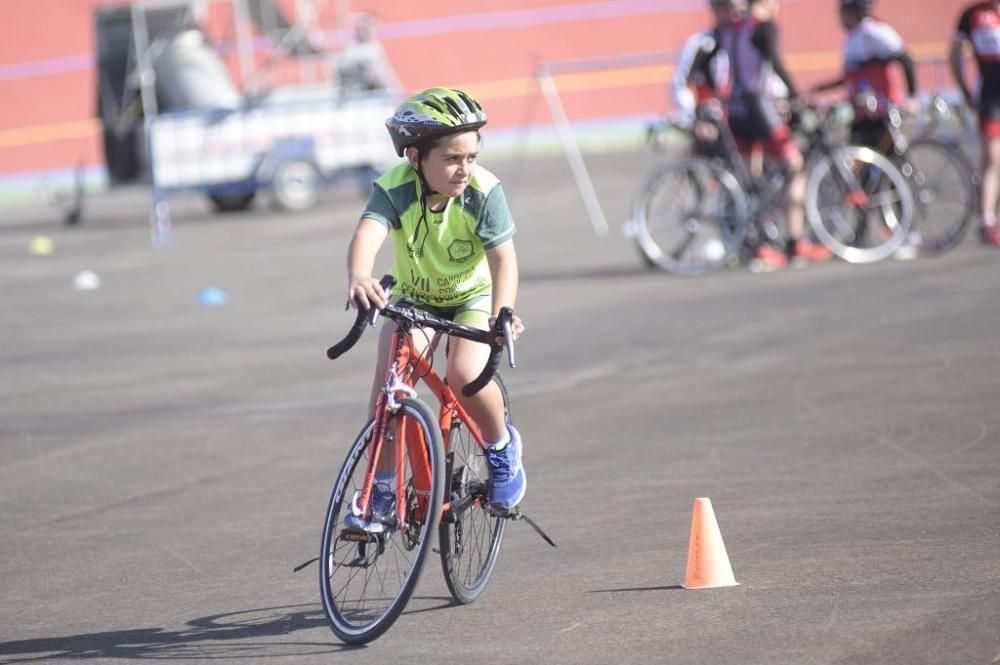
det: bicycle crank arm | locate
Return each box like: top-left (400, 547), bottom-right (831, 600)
top-left (441, 482), bottom-right (488, 522)
top-left (291, 527), bottom-right (390, 573)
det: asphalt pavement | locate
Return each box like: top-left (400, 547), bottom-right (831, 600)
top-left (1, 148), bottom-right (998, 664)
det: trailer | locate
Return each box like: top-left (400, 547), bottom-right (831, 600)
top-left (149, 91), bottom-right (397, 240)
top-left (94, 0), bottom-right (401, 244)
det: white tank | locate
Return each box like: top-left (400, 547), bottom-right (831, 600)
top-left (153, 29), bottom-right (242, 110)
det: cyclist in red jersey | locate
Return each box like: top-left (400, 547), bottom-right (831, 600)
top-left (812, 0), bottom-right (918, 150)
top-left (708, 0), bottom-right (833, 268)
top-left (952, 0), bottom-right (1000, 246)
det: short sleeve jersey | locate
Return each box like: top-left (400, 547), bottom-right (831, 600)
top-left (956, 2), bottom-right (1000, 82)
top-left (843, 17), bottom-right (906, 102)
top-left (362, 161), bottom-right (516, 307)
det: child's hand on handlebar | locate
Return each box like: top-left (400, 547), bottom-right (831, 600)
top-left (346, 274), bottom-right (387, 311)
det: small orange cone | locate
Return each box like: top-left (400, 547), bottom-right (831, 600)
top-left (681, 497), bottom-right (739, 589)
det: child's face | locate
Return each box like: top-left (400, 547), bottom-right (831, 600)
top-left (410, 131), bottom-right (480, 198)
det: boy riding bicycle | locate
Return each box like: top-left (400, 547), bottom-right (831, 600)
top-left (343, 88), bottom-right (527, 531)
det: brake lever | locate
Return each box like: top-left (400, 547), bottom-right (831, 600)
top-left (502, 317), bottom-right (515, 368)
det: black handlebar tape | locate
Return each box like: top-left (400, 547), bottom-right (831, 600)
top-left (461, 306), bottom-right (513, 398)
top-left (327, 274), bottom-right (398, 360)
top-left (461, 344), bottom-right (503, 397)
top-left (327, 306), bottom-right (368, 359)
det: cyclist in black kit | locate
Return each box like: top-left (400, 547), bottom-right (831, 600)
top-left (708, 0), bottom-right (833, 268)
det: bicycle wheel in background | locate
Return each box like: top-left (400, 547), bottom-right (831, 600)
top-left (320, 397), bottom-right (444, 644)
top-left (630, 157), bottom-right (748, 275)
top-left (898, 138), bottom-right (975, 255)
top-left (439, 374), bottom-right (510, 604)
top-left (806, 146), bottom-right (914, 264)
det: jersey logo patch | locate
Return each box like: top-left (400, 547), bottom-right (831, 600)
top-left (447, 239), bottom-right (475, 263)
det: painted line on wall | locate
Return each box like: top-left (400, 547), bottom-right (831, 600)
top-left (0, 41), bottom-right (948, 153)
top-left (0, 0), bottom-right (803, 82)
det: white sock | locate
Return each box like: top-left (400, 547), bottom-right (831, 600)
top-left (983, 213), bottom-right (997, 229)
top-left (487, 428), bottom-right (511, 451)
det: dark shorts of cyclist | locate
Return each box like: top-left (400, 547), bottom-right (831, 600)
top-left (952, 0), bottom-right (1000, 245)
top-left (727, 94), bottom-right (798, 162)
top-left (978, 81), bottom-right (1000, 139)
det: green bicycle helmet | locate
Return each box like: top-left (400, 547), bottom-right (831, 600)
top-left (386, 87), bottom-right (488, 157)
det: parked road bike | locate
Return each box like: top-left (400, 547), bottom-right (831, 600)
top-left (309, 276), bottom-right (554, 644)
top-left (871, 93), bottom-right (977, 256)
top-left (631, 102), bottom-right (915, 274)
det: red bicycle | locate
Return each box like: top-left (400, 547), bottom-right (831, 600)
top-left (316, 275), bottom-right (553, 644)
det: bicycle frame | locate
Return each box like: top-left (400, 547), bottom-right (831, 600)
top-left (354, 326), bottom-right (486, 530)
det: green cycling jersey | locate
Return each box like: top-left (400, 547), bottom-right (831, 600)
top-left (361, 161), bottom-right (516, 307)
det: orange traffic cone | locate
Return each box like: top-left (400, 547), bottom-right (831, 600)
top-left (681, 497), bottom-right (739, 589)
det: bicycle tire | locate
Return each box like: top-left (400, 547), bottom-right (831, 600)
top-left (630, 157), bottom-right (748, 275)
top-left (806, 145), bottom-right (914, 264)
top-left (898, 138), bottom-right (975, 255)
top-left (320, 397), bottom-right (444, 644)
top-left (439, 374), bottom-right (510, 604)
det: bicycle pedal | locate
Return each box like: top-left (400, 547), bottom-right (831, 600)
top-left (340, 528), bottom-right (376, 543)
top-left (489, 505), bottom-right (519, 519)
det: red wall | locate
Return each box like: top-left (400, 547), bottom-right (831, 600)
top-left (0, 0), bottom-right (971, 176)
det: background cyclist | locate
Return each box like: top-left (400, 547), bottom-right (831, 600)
top-left (343, 88), bottom-right (527, 531)
top-left (811, 0), bottom-right (918, 151)
top-left (951, 0), bottom-right (1000, 246)
top-left (670, 0), bottom-right (741, 128)
top-left (708, 0), bottom-right (832, 269)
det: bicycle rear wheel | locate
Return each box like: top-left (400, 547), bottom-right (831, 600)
top-left (898, 138), bottom-right (975, 255)
top-left (439, 374), bottom-right (510, 604)
top-left (320, 397), bottom-right (444, 644)
top-left (630, 157), bottom-right (748, 275)
top-left (806, 146), bottom-right (914, 264)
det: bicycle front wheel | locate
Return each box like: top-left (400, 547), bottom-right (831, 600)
top-left (630, 157), bottom-right (748, 275)
top-left (899, 138), bottom-right (975, 255)
top-left (439, 374), bottom-right (510, 604)
top-left (320, 397), bottom-right (444, 644)
top-left (807, 146), bottom-right (914, 264)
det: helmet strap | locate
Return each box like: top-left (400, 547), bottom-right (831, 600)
top-left (408, 145), bottom-right (435, 259)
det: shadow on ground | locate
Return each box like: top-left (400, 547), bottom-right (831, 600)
top-left (0, 598), bottom-right (456, 662)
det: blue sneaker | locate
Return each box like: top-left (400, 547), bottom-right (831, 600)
top-left (486, 425), bottom-right (526, 510)
top-left (344, 482), bottom-right (396, 533)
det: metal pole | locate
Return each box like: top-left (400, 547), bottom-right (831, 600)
top-left (131, 2), bottom-right (172, 246)
top-left (536, 65), bottom-right (609, 237)
top-left (232, 0), bottom-right (255, 93)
